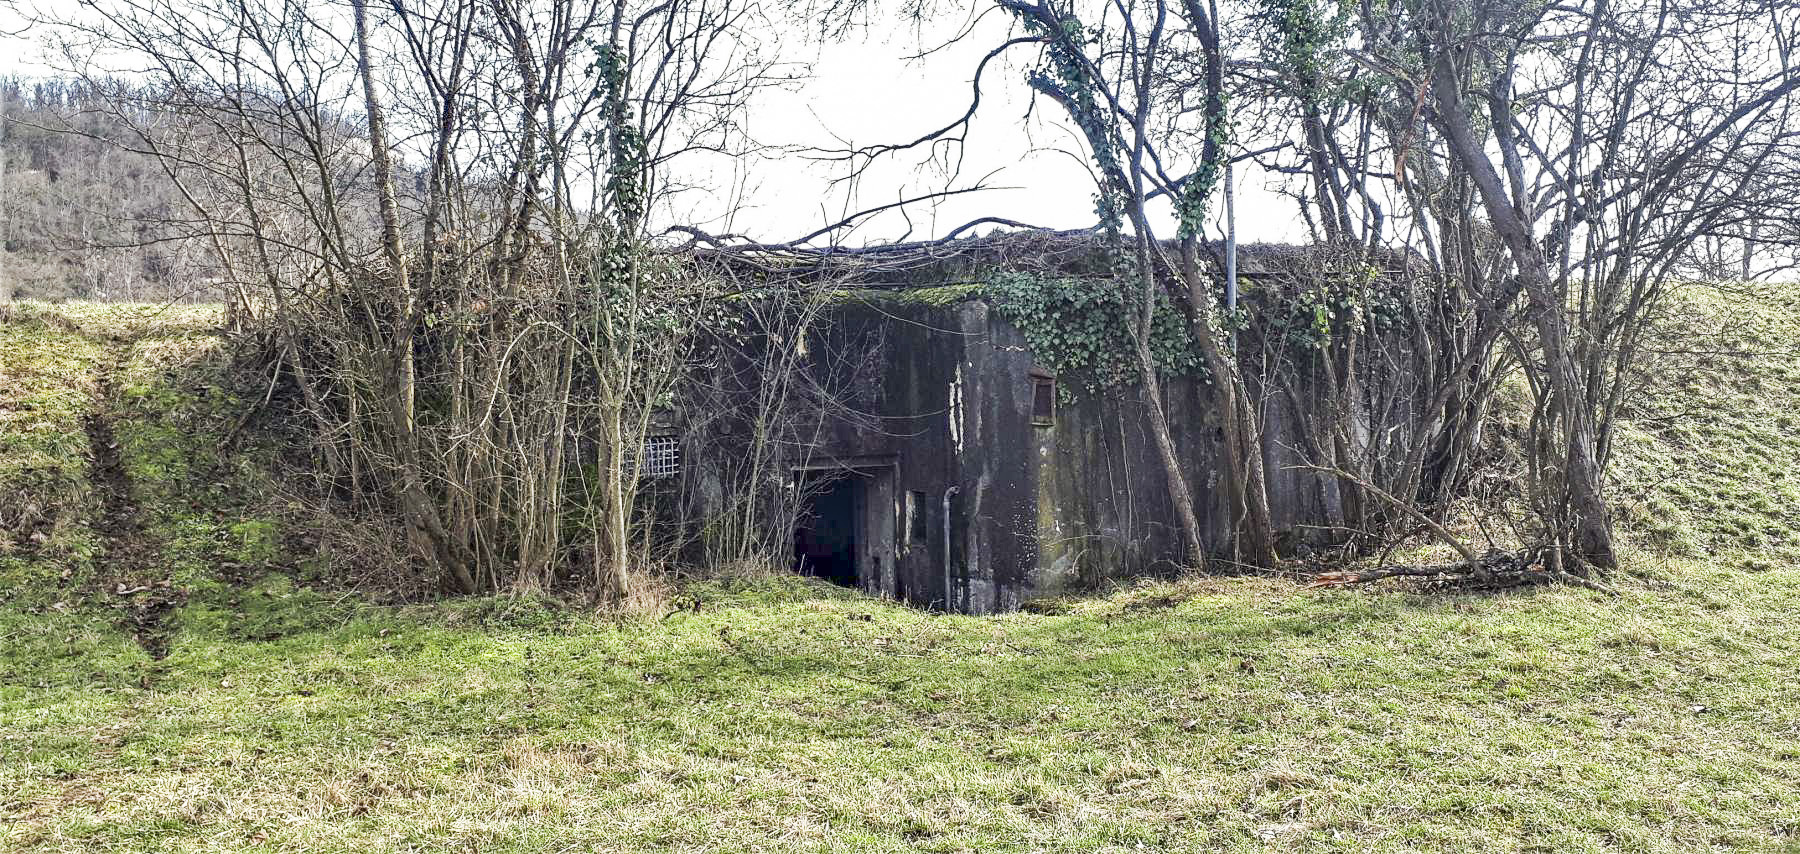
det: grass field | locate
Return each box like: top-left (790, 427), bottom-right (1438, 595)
top-left (3, 302), bottom-right (1799, 852)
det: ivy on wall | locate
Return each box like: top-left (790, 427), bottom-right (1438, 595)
top-left (983, 261), bottom-right (1410, 398)
top-left (1259, 263), bottom-right (1407, 352)
top-left (982, 271), bottom-right (1207, 398)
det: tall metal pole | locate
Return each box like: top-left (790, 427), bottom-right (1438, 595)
top-left (1224, 158), bottom-right (1238, 350)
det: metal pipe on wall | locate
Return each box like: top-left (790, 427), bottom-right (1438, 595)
top-left (942, 485), bottom-right (960, 612)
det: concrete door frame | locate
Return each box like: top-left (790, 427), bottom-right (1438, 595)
top-left (789, 456), bottom-right (897, 598)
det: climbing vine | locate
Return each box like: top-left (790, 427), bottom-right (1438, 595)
top-left (1259, 262), bottom-right (1408, 352)
top-left (1251, 0), bottom-right (1354, 106)
top-left (1012, 10), bottom-right (1129, 238)
top-left (983, 272), bottom-right (1206, 398)
top-left (591, 40), bottom-right (648, 231)
top-left (1002, 4), bottom-right (1211, 399)
top-left (983, 260), bottom-right (1412, 392)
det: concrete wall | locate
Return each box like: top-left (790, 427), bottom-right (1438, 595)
top-left (803, 296), bottom-right (1041, 614)
top-left (1029, 371), bottom-right (1359, 591)
top-left (693, 292), bottom-right (1393, 613)
top-left (948, 298), bottom-right (1375, 601)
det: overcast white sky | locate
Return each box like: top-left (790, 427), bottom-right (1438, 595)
top-left (0, 0), bottom-right (1304, 246)
top-left (663, 8), bottom-right (1303, 244)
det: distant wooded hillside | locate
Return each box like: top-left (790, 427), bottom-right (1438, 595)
top-left (1, 78), bottom-right (203, 302)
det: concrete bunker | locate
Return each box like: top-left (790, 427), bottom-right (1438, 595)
top-left (677, 238), bottom-right (1431, 614)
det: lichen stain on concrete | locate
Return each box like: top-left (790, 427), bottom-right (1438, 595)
top-left (949, 362), bottom-right (965, 455)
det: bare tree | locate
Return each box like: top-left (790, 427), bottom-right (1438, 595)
top-left (1359, 0), bottom-right (1800, 572)
top-left (39, 0), bottom-right (816, 601)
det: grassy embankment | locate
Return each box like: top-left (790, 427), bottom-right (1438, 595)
top-left (2, 299), bottom-right (1798, 852)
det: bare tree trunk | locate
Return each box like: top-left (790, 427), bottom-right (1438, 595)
top-left (1426, 41), bottom-right (1617, 570)
top-left (353, 0), bottom-right (477, 592)
top-left (1128, 259), bottom-right (1208, 566)
top-left (1175, 0), bottom-right (1277, 568)
top-left (1125, 8), bottom-right (1208, 567)
top-left (1175, 239), bottom-right (1278, 569)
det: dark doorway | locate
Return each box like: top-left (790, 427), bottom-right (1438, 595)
top-left (793, 471), bottom-right (863, 588)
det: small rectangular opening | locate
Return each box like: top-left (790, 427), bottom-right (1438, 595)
top-left (1031, 374), bottom-right (1056, 426)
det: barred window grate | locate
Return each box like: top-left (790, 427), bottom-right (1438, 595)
top-left (642, 435), bottom-right (681, 479)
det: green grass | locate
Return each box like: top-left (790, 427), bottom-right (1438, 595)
top-left (0, 303), bottom-right (105, 577)
top-left (3, 301), bottom-right (1800, 852)
top-left (1610, 282), bottom-right (1800, 570)
top-left (7, 562), bottom-right (1798, 852)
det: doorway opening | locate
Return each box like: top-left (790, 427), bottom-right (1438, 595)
top-left (793, 470), bottom-right (864, 588)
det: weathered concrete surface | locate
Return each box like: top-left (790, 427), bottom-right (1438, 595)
top-left (690, 290), bottom-right (1400, 613)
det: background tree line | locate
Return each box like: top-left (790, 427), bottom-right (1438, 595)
top-left (9, 0), bottom-right (855, 605)
top-left (0, 78), bottom-right (212, 302)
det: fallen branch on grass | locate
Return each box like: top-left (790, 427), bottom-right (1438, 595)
top-left (1308, 545), bottom-right (1618, 595)
top-left (1293, 463), bottom-right (1481, 566)
top-left (1308, 549), bottom-right (1541, 587)
top-left (1295, 464), bottom-right (1617, 595)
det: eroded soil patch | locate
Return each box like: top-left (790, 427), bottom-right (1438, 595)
top-left (82, 337), bottom-right (180, 659)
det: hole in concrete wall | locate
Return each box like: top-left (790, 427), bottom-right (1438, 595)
top-left (793, 471), bottom-right (862, 588)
